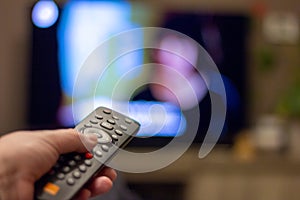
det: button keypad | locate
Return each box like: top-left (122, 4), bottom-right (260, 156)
top-left (40, 108), bottom-right (137, 188)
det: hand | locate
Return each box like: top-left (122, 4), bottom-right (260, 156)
top-left (0, 129), bottom-right (117, 200)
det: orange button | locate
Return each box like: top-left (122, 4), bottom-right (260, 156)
top-left (43, 182), bottom-right (60, 196)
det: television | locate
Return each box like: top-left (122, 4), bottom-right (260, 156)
top-left (28, 0), bottom-right (249, 148)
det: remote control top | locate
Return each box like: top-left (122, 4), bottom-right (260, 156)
top-left (35, 107), bottom-right (140, 200)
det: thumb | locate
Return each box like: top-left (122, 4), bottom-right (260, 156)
top-left (45, 129), bottom-right (98, 154)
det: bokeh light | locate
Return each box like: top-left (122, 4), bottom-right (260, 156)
top-left (32, 1), bottom-right (59, 28)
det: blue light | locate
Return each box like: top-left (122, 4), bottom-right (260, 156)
top-left (32, 1), bottom-right (59, 28)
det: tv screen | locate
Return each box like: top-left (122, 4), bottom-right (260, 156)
top-left (28, 0), bottom-right (249, 147)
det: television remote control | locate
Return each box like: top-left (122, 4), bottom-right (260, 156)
top-left (34, 107), bottom-right (140, 200)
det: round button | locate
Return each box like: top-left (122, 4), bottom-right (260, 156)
top-left (62, 166), bottom-right (70, 173)
top-left (103, 109), bottom-right (111, 114)
top-left (67, 178), bottom-right (75, 185)
top-left (111, 134), bottom-right (118, 141)
top-left (107, 119), bottom-right (116, 125)
top-left (73, 171), bottom-right (81, 179)
top-left (84, 123), bottom-right (93, 128)
top-left (89, 119), bottom-right (98, 124)
top-left (101, 145), bottom-right (109, 152)
top-left (112, 115), bottom-right (119, 120)
top-left (115, 129), bottom-right (123, 136)
top-left (68, 160), bottom-right (76, 167)
top-left (79, 165), bottom-right (87, 172)
top-left (56, 173), bottom-right (65, 180)
top-left (95, 114), bottom-right (103, 120)
top-left (94, 150), bottom-right (103, 157)
top-left (74, 155), bottom-right (82, 161)
top-left (120, 125), bottom-right (127, 131)
top-left (84, 160), bottom-right (92, 166)
top-left (125, 118), bottom-right (132, 124)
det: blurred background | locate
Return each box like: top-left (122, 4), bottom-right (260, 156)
top-left (1, 0), bottom-right (300, 200)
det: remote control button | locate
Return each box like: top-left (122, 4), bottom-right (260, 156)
top-left (79, 165), bottom-right (87, 172)
top-left (111, 134), bottom-right (118, 141)
top-left (84, 123), bottom-right (93, 128)
top-left (120, 125), bottom-right (127, 131)
top-left (62, 166), bottom-right (71, 173)
top-left (107, 119), bottom-right (116, 125)
top-left (94, 150), bottom-right (103, 157)
top-left (101, 145), bottom-right (109, 152)
top-left (103, 109), bottom-right (111, 114)
top-left (72, 171), bottom-right (81, 179)
top-left (95, 114), bottom-right (103, 120)
top-left (90, 119), bottom-right (98, 124)
top-left (43, 182), bottom-right (60, 196)
top-left (84, 160), bottom-right (92, 166)
top-left (56, 173), bottom-right (65, 180)
top-left (67, 178), bottom-right (75, 185)
top-left (100, 122), bottom-right (114, 130)
top-left (125, 118), bottom-right (132, 124)
top-left (112, 115), bottom-right (119, 120)
top-left (85, 152), bottom-right (93, 159)
top-left (68, 160), bottom-right (76, 167)
top-left (115, 129), bottom-right (123, 136)
top-left (74, 155), bottom-right (82, 161)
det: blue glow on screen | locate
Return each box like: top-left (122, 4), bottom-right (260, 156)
top-left (128, 101), bottom-right (186, 137)
top-left (56, 1), bottom-right (185, 137)
top-left (32, 1), bottom-right (59, 28)
top-left (58, 99), bottom-right (186, 137)
top-left (57, 1), bottom-right (143, 98)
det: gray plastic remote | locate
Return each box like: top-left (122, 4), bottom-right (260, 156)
top-left (34, 107), bottom-right (140, 200)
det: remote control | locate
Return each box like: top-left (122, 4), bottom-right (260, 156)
top-left (34, 107), bottom-right (140, 200)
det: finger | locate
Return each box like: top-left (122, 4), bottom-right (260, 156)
top-left (18, 180), bottom-right (34, 200)
top-left (43, 129), bottom-right (98, 154)
top-left (72, 189), bottom-right (91, 200)
top-left (88, 176), bottom-right (114, 197)
top-left (98, 168), bottom-right (117, 181)
top-left (72, 168), bottom-right (117, 200)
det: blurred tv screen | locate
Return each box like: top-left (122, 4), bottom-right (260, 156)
top-left (28, 0), bottom-right (249, 146)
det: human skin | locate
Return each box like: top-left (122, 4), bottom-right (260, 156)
top-left (0, 129), bottom-right (117, 200)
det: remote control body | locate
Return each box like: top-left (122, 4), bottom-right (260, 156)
top-left (34, 107), bottom-right (140, 200)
